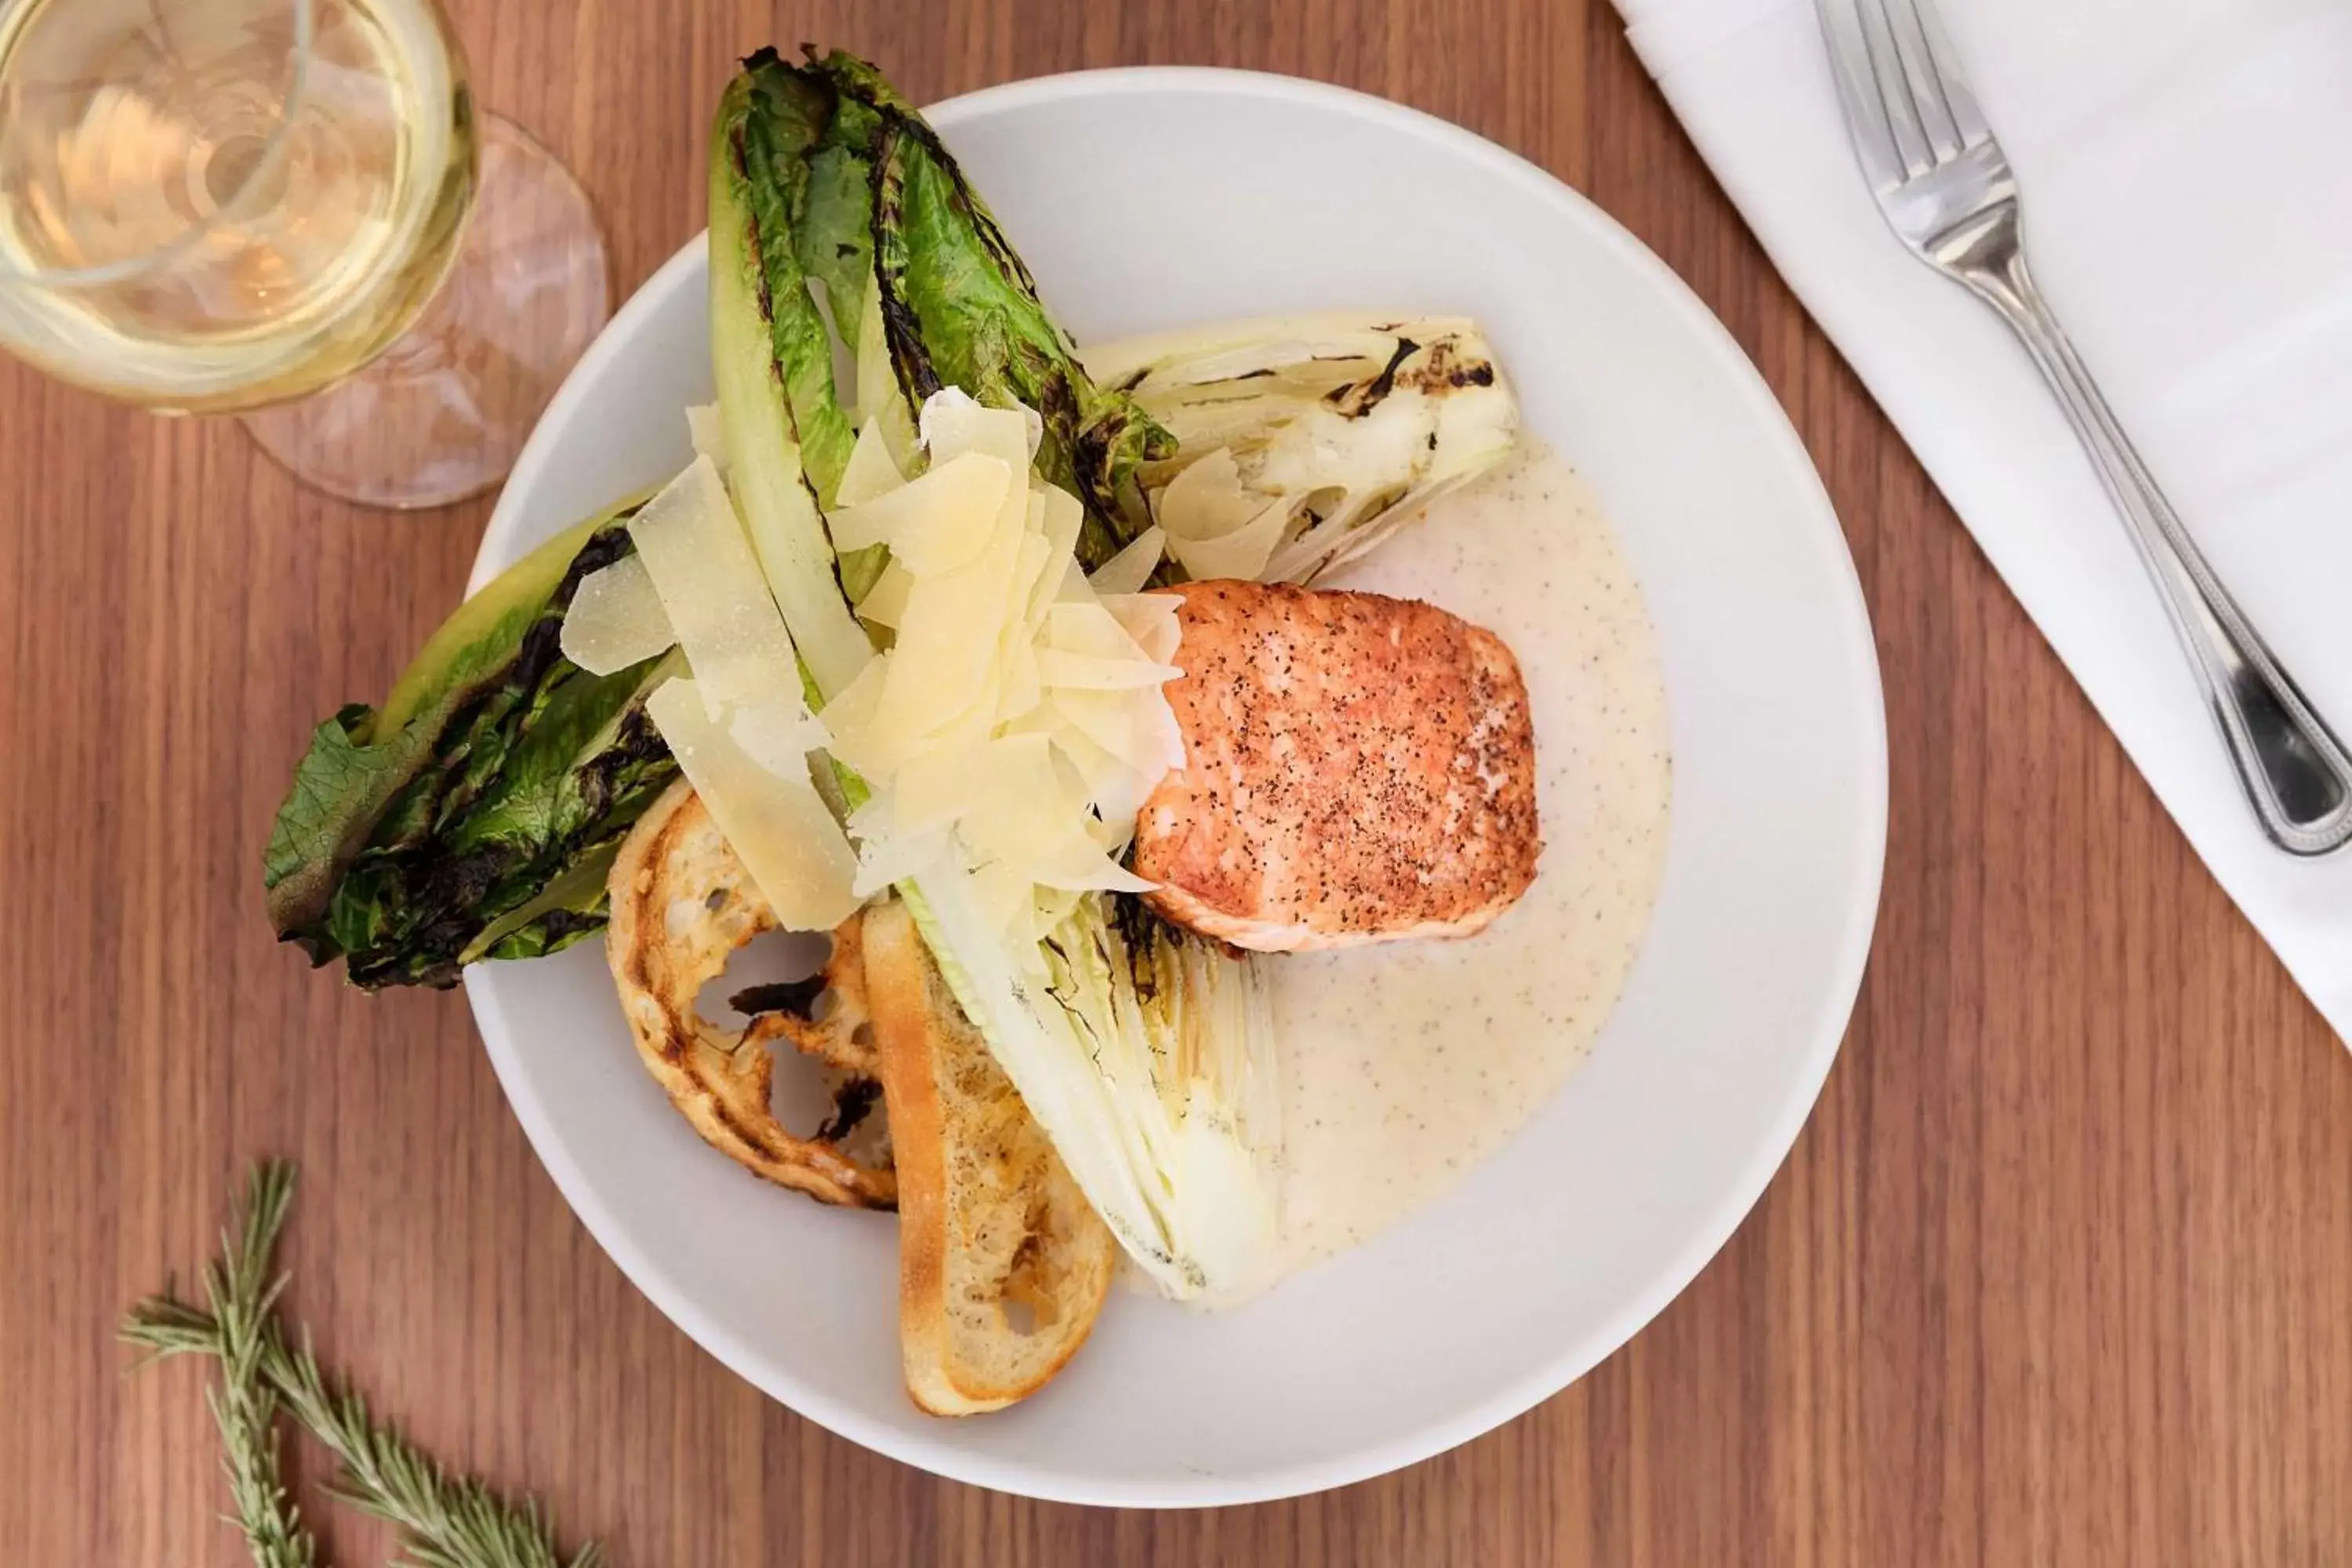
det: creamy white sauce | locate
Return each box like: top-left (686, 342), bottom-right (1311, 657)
top-left (1263, 441), bottom-right (1671, 1279)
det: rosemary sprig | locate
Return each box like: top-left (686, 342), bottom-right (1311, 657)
top-left (187, 1161), bottom-right (317, 1568)
top-left (122, 1162), bottom-right (604, 1568)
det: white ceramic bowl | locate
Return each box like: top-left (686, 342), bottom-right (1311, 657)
top-left (469, 67), bottom-right (1886, 1506)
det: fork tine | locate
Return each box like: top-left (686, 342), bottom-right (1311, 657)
top-left (1853, 0), bottom-right (1937, 175)
top-left (1876, 0), bottom-right (1967, 160)
top-left (1813, 0), bottom-right (1910, 193)
top-left (1903, 0), bottom-right (1993, 148)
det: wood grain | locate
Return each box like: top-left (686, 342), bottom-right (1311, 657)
top-left (3, 2), bottom-right (2349, 1563)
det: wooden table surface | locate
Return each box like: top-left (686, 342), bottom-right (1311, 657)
top-left (5, 2), bottom-right (2350, 1563)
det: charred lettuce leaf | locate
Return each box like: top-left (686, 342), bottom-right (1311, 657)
top-left (263, 509), bottom-right (612, 936)
top-left (710, 56), bottom-right (894, 633)
top-left (263, 499), bottom-right (681, 989)
top-left (793, 78), bottom-right (881, 355)
top-left (728, 58), bottom-right (858, 506)
top-left (736, 47), bottom-right (1172, 569)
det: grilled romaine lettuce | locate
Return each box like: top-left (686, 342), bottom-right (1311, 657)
top-left (743, 48), bottom-right (1173, 571)
top-left (264, 495), bottom-right (679, 988)
top-left (264, 48), bottom-right (1172, 988)
top-left (709, 61), bottom-right (873, 694)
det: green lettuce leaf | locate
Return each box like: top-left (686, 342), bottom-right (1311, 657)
top-left (735, 53), bottom-right (859, 506)
top-left (262, 505), bottom-right (620, 936)
top-left (798, 49), bottom-right (1174, 568)
top-left (264, 502), bottom-right (682, 989)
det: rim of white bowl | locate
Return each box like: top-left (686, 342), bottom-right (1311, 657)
top-left (470, 64), bottom-right (1889, 1507)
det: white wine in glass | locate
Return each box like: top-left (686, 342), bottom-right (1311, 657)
top-left (0, 0), bottom-right (608, 508)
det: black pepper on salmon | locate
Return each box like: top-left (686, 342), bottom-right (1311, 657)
top-left (1134, 579), bottom-right (1542, 952)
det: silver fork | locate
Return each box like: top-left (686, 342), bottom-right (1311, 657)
top-left (1817, 0), bottom-right (2352, 855)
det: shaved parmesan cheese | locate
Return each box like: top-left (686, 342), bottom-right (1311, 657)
top-left (1166, 496), bottom-right (1290, 581)
top-left (815, 652), bottom-right (894, 778)
top-left (855, 561), bottom-right (915, 630)
top-left (629, 457), bottom-right (803, 715)
top-left (1047, 599), bottom-right (1158, 665)
top-left (1026, 837), bottom-right (1156, 895)
top-left (921, 385), bottom-right (1040, 466)
top-left (729, 695), bottom-right (830, 779)
top-left (826, 450), bottom-right (1011, 572)
top-left (927, 397), bottom-right (1033, 563)
top-left (1087, 772), bottom-right (1158, 848)
top-left (1157, 448), bottom-right (1258, 540)
top-left (1088, 527), bottom-right (1164, 596)
top-left (826, 387), bottom-right (1190, 921)
top-left (1100, 592), bottom-right (1185, 666)
top-left (967, 807), bottom-right (1152, 893)
top-left (560, 554), bottom-right (676, 676)
top-left (836, 418), bottom-right (906, 506)
top-left (1054, 723), bottom-right (1156, 821)
top-left (648, 677), bottom-right (861, 931)
top-left (1022, 490), bottom-right (1049, 535)
top-left (853, 823), bottom-right (952, 898)
top-left (1052, 558), bottom-right (1094, 606)
top-left (996, 633), bottom-right (1043, 727)
top-left (1000, 528), bottom-right (1055, 646)
top-left (685, 404), bottom-right (728, 477)
top-left (924, 668), bottom-right (1007, 758)
top-left (1036, 649), bottom-right (1185, 691)
top-left (1036, 487), bottom-right (1083, 583)
top-left (845, 782), bottom-right (891, 837)
top-left (951, 736), bottom-right (1152, 895)
top-left (875, 510), bottom-right (1025, 750)
top-left (891, 741), bottom-right (993, 837)
top-left (1054, 686), bottom-right (1187, 786)
top-left (1156, 448), bottom-right (1294, 581)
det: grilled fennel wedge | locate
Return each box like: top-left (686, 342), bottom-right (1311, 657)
top-left (1082, 313), bottom-right (1519, 584)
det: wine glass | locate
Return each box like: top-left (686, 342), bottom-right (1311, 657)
top-left (0, 0), bottom-right (608, 508)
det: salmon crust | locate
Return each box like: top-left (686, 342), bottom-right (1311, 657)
top-left (1134, 580), bottom-right (1541, 952)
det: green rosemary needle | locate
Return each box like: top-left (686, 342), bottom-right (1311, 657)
top-left (122, 1161), bottom-right (603, 1568)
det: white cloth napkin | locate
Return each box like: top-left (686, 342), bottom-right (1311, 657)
top-left (1610, 0), bottom-right (2352, 1040)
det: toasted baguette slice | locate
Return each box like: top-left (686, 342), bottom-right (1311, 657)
top-left (606, 782), bottom-right (894, 1208)
top-left (861, 899), bottom-right (1117, 1415)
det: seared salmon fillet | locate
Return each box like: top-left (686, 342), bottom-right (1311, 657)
top-left (1134, 580), bottom-right (1541, 952)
